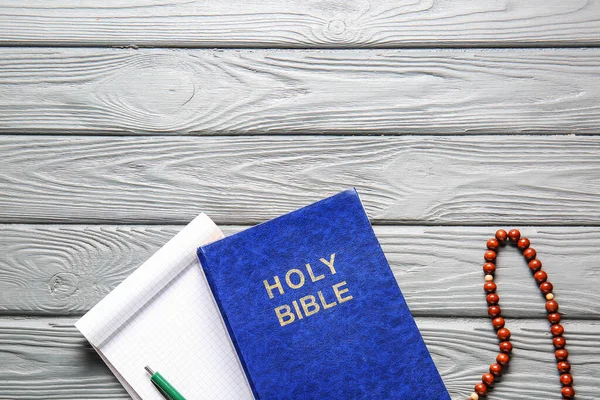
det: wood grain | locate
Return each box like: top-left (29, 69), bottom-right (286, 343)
top-left (2, 2), bottom-right (598, 399)
top-left (0, 317), bottom-right (597, 399)
top-left (0, 1), bottom-right (600, 48)
top-left (1, 135), bottom-right (600, 224)
top-left (1, 225), bottom-right (598, 320)
top-left (1, 48), bottom-right (600, 134)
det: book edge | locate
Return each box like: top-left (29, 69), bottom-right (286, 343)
top-left (200, 188), bottom-right (357, 255)
top-left (197, 246), bottom-right (261, 399)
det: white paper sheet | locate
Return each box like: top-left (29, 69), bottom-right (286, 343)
top-left (76, 214), bottom-right (253, 400)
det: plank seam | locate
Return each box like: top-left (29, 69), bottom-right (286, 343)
top-left (1, 132), bottom-right (600, 138)
top-left (6, 221), bottom-right (600, 227)
top-left (1, 44), bottom-right (600, 50)
top-left (0, 315), bottom-right (596, 322)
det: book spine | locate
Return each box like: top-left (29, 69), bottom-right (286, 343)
top-left (196, 248), bottom-right (260, 400)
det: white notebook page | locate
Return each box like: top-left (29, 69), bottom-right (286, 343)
top-left (76, 214), bottom-right (253, 399)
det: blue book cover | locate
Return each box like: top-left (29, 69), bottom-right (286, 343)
top-left (198, 189), bottom-right (450, 399)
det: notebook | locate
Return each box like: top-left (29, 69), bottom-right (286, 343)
top-left (75, 213), bottom-right (254, 400)
top-left (198, 190), bottom-right (450, 399)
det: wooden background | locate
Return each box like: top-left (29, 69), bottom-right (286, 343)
top-left (0, 1), bottom-right (599, 399)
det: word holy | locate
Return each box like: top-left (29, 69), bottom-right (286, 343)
top-left (262, 253), bottom-right (354, 327)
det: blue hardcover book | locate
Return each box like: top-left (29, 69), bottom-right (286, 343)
top-left (198, 189), bottom-right (450, 399)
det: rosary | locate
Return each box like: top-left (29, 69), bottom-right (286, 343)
top-left (467, 229), bottom-right (574, 399)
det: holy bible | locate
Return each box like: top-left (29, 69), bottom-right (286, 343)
top-left (197, 189), bottom-right (450, 399)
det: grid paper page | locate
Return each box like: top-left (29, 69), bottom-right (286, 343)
top-left (76, 214), bottom-right (222, 347)
top-left (76, 213), bottom-right (253, 399)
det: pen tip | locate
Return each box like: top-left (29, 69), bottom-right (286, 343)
top-left (145, 365), bottom-right (154, 375)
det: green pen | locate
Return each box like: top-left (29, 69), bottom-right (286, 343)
top-left (145, 366), bottom-right (187, 400)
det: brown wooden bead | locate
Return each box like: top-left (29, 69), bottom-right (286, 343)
top-left (551, 324), bottom-right (564, 337)
top-left (561, 386), bottom-right (575, 398)
top-left (548, 313), bottom-right (561, 324)
top-left (484, 281), bottom-right (497, 293)
top-left (497, 328), bottom-right (511, 341)
top-left (489, 363), bottom-right (503, 376)
top-left (546, 300), bottom-right (559, 313)
top-left (486, 293), bottom-right (499, 305)
top-left (496, 353), bottom-right (510, 365)
top-left (499, 341), bottom-right (513, 353)
top-left (528, 259), bottom-right (542, 271)
top-left (555, 349), bottom-right (568, 360)
top-left (492, 317), bottom-right (505, 329)
top-left (553, 336), bottom-right (566, 349)
top-left (523, 247), bottom-right (536, 261)
top-left (487, 238), bottom-right (499, 250)
top-left (488, 305), bottom-right (501, 317)
top-left (560, 373), bottom-right (573, 386)
top-left (495, 229), bottom-right (508, 243)
top-left (483, 262), bottom-right (496, 274)
top-left (484, 250), bottom-right (497, 262)
top-left (557, 361), bottom-right (571, 373)
top-left (517, 237), bottom-right (530, 250)
top-left (474, 382), bottom-right (487, 395)
top-left (534, 270), bottom-right (548, 283)
top-left (482, 373), bottom-right (495, 386)
top-left (539, 281), bottom-right (553, 294)
top-left (507, 229), bottom-right (521, 241)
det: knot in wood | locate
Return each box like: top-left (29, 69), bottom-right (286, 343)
top-left (49, 272), bottom-right (79, 299)
top-left (327, 19), bottom-right (346, 35)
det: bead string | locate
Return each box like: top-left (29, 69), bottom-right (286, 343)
top-left (468, 229), bottom-right (574, 400)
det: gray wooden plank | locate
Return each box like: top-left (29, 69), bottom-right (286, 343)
top-left (0, 1), bottom-right (600, 48)
top-left (1, 225), bottom-right (597, 319)
top-left (1, 135), bottom-right (599, 225)
top-left (1, 48), bottom-right (600, 135)
top-left (0, 317), bottom-right (596, 399)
